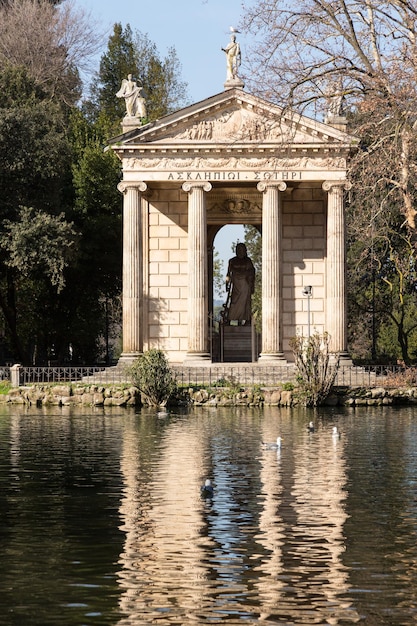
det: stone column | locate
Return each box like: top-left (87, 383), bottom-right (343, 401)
top-left (257, 181), bottom-right (287, 362)
top-left (182, 182), bottom-right (212, 361)
top-left (323, 180), bottom-right (352, 361)
top-left (118, 181), bottom-right (147, 362)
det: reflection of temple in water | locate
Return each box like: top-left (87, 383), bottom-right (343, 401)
top-left (116, 412), bottom-right (360, 623)
top-left (117, 417), bottom-right (213, 622)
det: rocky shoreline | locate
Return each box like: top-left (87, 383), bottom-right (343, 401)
top-left (2, 383), bottom-right (417, 408)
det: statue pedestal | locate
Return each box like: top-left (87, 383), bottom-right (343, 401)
top-left (221, 324), bottom-right (257, 362)
top-left (224, 77), bottom-right (245, 91)
top-left (121, 116), bottom-right (144, 133)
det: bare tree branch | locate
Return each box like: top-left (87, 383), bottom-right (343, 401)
top-left (241, 0), bottom-right (417, 236)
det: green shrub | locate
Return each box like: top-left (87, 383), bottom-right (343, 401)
top-left (0, 381), bottom-right (11, 395)
top-left (127, 349), bottom-right (177, 407)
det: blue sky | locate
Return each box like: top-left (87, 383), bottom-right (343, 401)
top-left (73, 0), bottom-right (248, 296)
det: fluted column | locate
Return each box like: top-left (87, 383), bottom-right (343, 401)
top-left (182, 182), bottom-right (212, 361)
top-left (257, 181), bottom-right (287, 362)
top-left (323, 181), bottom-right (351, 360)
top-left (118, 181), bottom-right (147, 361)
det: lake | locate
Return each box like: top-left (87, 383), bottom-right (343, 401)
top-left (0, 403), bottom-right (416, 625)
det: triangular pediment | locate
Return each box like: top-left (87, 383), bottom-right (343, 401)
top-left (110, 89), bottom-right (357, 150)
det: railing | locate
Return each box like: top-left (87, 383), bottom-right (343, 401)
top-left (0, 367), bottom-right (10, 381)
top-left (335, 365), bottom-right (417, 387)
top-left (16, 366), bottom-right (125, 386)
top-left (5, 363), bottom-right (417, 388)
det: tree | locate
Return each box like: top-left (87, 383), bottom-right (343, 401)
top-left (346, 170), bottom-right (417, 364)
top-left (0, 0), bottom-right (103, 104)
top-left (2, 207), bottom-right (76, 293)
top-left (213, 249), bottom-right (225, 300)
top-left (241, 0), bottom-right (417, 245)
top-left (90, 23), bottom-right (139, 129)
top-left (134, 33), bottom-right (189, 119)
top-left (0, 66), bottom-right (76, 362)
top-left (68, 108), bottom-right (122, 364)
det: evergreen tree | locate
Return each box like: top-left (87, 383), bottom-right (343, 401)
top-left (134, 34), bottom-right (189, 120)
top-left (68, 108), bottom-right (122, 364)
top-left (90, 23), bottom-right (138, 130)
top-left (0, 66), bottom-right (75, 363)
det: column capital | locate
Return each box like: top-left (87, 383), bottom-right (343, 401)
top-left (182, 182), bottom-right (212, 193)
top-left (117, 181), bottom-right (148, 194)
top-left (257, 181), bottom-right (287, 193)
top-left (322, 180), bottom-right (352, 193)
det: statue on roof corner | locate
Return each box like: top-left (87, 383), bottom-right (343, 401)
top-left (222, 27), bottom-right (244, 88)
top-left (116, 74), bottom-right (147, 119)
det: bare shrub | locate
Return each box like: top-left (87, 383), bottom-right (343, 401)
top-left (290, 331), bottom-right (339, 407)
top-left (383, 367), bottom-right (417, 388)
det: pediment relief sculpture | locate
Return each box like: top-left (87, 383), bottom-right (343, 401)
top-left (141, 107), bottom-right (309, 144)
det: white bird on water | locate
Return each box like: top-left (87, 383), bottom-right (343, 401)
top-left (332, 426), bottom-right (341, 439)
top-left (263, 436), bottom-right (282, 450)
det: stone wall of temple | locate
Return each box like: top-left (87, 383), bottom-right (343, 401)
top-left (143, 183), bottom-right (327, 362)
top-left (282, 186), bottom-right (326, 354)
top-left (146, 186), bottom-right (188, 361)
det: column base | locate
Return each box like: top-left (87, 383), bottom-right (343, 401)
top-left (258, 352), bottom-right (287, 363)
top-left (334, 351), bottom-right (353, 366)
top-left (183, 352), bottom-right (211, 364)
top-left (117, 352), bottom-right (143, 367)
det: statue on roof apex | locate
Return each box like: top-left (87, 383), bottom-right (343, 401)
top-left (116, 74), bottom-right (147, 119)
top-left (222, 27), bottom-right (244, 89)
top-left (327, 93), bottom-right (346, 118)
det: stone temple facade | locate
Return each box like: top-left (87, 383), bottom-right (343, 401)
top-left (109, 88), bottom-right (357, 365)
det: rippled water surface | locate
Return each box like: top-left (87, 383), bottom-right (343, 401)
top-left (1, 404), bottom-right (417, 625)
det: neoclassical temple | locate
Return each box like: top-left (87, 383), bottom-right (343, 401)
top-left (109, 82), bottom-right (357, 365)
